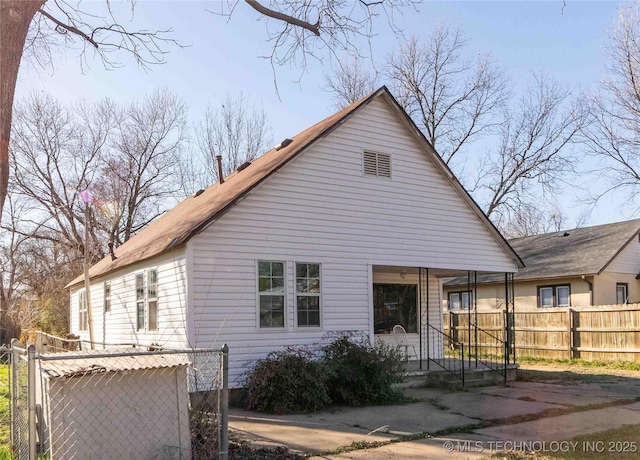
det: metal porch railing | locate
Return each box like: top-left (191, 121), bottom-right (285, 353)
top-left (426, 324), bottom-right (465, 386)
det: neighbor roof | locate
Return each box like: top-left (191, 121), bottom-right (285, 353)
top-left (447, 218), bottom-right (640, 285)
top-left (68, 86), bottom-right (522, 288)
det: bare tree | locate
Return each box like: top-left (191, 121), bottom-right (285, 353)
top-left (475, 74), bottom-right (586, 230)
top-left (3, 90), bottom-right (186, 334)
top-left (0, 0), bottom-right (415, 220)
top-left (0, 0), bottom-right (180, 220)
top-left (386, 28), bottom-right (508, 164)
top-left (9, 93), bottom-right (110, 262)
top-left (194, 93), bottom-right (273, 186)
top-left (580, 3), bottom-right (640, 208)
top-left (236, 0), bottom-right (415, 75)
top-left (96, 89), bottom-right (188, 246)
top-left (325, 56), bottom-right (379, 109)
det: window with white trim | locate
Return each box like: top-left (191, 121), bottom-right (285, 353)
top-left (136, 269), bottom-right (158, 331)
top-left (616, 283), bottom-right (628, 305)
top-left (448, 291), bottom-right (473, 310)
top-left (78, 289), bottom-right (88, 331)
top-left (295, 263), bottom-right (321, 327)
top-left (538, 285), bottom-right (570, 307)
top-left (104, 281), bottom-right (111, 312)
top-left (258, 261), bottom-right (285, 328)
top-left (363, 151), bottom-right (391, 178)
top-left (148, 270), bottom-right (158, 331)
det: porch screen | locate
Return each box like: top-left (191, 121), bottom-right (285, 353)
top-left (373, 284), bottom-right (417, 334)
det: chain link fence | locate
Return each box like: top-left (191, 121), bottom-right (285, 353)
top-left (6, 341), bottom-right (228, 460)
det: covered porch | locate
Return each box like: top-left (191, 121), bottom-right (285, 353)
top-left (372, 265), bottom-right (517, 385)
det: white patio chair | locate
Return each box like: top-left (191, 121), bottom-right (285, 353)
top-left (392, 325), bottom-right (418, 361)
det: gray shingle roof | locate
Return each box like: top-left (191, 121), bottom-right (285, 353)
top-left (447, 219), bottom-right (640, 285)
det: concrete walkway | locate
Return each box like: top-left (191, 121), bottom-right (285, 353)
top-left (229, 375), bottom-right (640, 459)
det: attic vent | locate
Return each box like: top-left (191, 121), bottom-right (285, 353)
top-left (562, 232), bottom-right (570, 237)
top-left (236, 161), bottom-right (251, 171)
top-left (275, 138), bottom-right (293, 151)
top-left (363, 151), bottom-right (391, 178)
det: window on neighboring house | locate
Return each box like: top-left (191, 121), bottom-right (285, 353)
top-left (373, 284), bottom-right (417, 334)
top-left (136, 269), bottom-right (158, 331)
top-left (258, 261), bottom-right (285, 328)
top-left (363, 151), bottom-right (392, 178)
top-left (104, 281), bottom-right (111, 312)
top-left (616, 283), bottom-right (628, 305)
top-left (448, 291), bottom-right (473, 310)
top-left (538, 285), bottom-right (570, 307)
top-left (296, 263), bottom-right (321, 327)
top-left (78, 290), bottom-right (88, 331)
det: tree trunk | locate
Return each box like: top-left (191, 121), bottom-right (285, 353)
top-left (0, 0), bottom-right (45, 220)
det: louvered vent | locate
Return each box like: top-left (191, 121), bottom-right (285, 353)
top-left (363, 151), bottom-right (391, 178)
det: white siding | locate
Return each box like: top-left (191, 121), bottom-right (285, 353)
top-left (605, 237), bottom-right (640, 274)
top-left (189, 99), bottom-right (516, 386)
top-left (69, 250), bottom-right (188, 349)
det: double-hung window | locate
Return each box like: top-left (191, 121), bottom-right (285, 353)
top-left (136, 269), bottom-right (158, 331)
top-left (296, 263), bottom-right (321, 327)
top-left (78, 290), bottom-right (88, 331)
top-left (538, 285), bottom-right (570, 307)
top-left (258, 261), bottom-right (285, 328)
top-left (448, 291), bottom-right (473, 310)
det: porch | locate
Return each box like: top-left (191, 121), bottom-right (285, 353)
top-left (372, 265), bottom-right (517, 386)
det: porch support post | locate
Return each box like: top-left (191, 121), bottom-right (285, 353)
top-left (474, 271), bottom-right (478, 367)
top-left (419, 267), bottom-right (423, 370)
top-left (510, 272), bottom-right (516, 364)
top-left (425, 268), bottom-right (429, 365)
top-left (467, 271), bottom-right (471, 367)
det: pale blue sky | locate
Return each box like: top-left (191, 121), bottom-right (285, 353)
top-left (15, 1), bottom-right (632, 227)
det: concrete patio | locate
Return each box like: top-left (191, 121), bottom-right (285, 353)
top-left (229, 371), bottom-right (640, 459)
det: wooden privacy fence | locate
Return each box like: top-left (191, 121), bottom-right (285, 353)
top-left (444, 306), bottom-right (640, 362)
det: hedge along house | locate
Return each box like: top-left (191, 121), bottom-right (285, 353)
top-left (67, 87), bottom-right (523, 387)
top-left (443, 219), bottom-right (640, 311)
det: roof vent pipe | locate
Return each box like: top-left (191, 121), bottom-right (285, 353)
top-left (216, 155), bottom-right (224, 184)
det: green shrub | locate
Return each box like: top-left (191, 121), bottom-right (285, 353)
top-left (244, 348), bottom-right (330, 414)
top-left (322, 334), bottom-right (405, 406)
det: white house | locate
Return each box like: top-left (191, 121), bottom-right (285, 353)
top-left (67, 87), bottom-right (523, 387)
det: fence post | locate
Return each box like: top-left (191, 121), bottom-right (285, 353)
top-left (219, 344), bottom-right (229, 460)
top-left (27, 344), bottom-right (37, 460)
top-left (10, 339), bottom-right (18, 451)
top-left (567, 308), bottom-right (573, 360)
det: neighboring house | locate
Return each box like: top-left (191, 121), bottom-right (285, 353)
top-left (444, 219), bottom-right (640, 311)
top-left (67, 87), bottom-right (523, 387)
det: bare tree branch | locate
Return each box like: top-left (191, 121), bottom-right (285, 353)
top-left (245, 0), bottom-right (320, 36)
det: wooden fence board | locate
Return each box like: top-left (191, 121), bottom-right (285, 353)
top-left (444, 306), bottom-right (640, 362)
